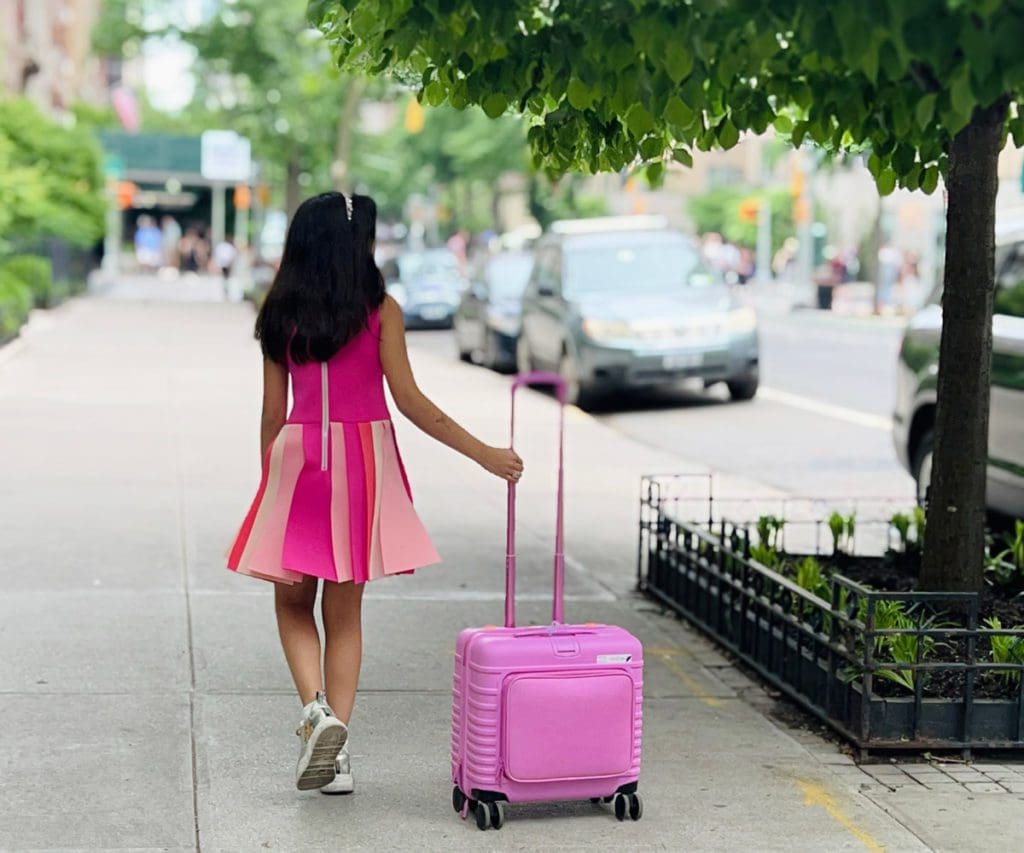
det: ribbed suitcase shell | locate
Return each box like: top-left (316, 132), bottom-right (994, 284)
top-left (452, 622), bottom-right (643, 803)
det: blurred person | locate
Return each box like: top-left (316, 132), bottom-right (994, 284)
top-left (446, 227), bottom-right (470, 273)
top-left (773, 237), bottom-right (800, 280)
top-left (133, 216), bottom-right (162, 272)
top-left (899, 249), bottom-right (922, 313)
top-left (878, 241), bottom-right (903, 312)
top-left (226, 191), bottom-right (522, 794)
top-left (179, 227), bottom-right (200, 273)
top-left (214, 236), bottom-right (238, 293)
top-left (160, 215), bottom-right (182, 271)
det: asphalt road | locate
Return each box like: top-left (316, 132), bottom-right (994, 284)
top-left (409, 311), bottom-right (915, 502)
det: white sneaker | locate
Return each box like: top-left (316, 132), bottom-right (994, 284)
top-left (295, 691), bottom-right (348, 791)
top-left (320, 742), bottom-right (354, 795)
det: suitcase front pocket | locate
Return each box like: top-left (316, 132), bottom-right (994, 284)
top-left (502, 672), bottom-right (635, 783)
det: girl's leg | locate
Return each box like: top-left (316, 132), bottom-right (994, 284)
top-left (321, 580), bottom-right (365, 724)
top-left (274, 575), bottom-right (322, 705)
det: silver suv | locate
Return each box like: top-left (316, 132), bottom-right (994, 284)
top-left (893, 228), bottom-right (1024, 516)
top-left (515, 217), bottom-right (760, 407)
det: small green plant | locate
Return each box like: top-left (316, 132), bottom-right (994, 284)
top-left (984, 616), bottom-right (1024, 684)
top-left (794, 555), bottom-right (830, 600)
top-left (986, 521), bottom-right (1024, 588)
top-left (865, 601), bottom-right (947, 692)
top-left (750, 542), bottom-right (781, 569)
top-left (890, 512), bottom-right (913, 552)
top-left (912, 505), bottom-right (926, 548)
top-left (828, 511), bottom-right (856, 555)
top-left (755, 514), bottom-right (785, 551)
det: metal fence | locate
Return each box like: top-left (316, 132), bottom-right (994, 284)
top-left (639, 474), bottom-right (1024, 756)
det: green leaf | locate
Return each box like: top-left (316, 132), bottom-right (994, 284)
top-left (1011, 117), bottom-right (1024, 148)
top-left (876, 167), bottom-right (897, 196)
top-left (773, 114), bottom-right (793, 134)
top-left (481, 92), bottom-right (507, 118)
top-left (672, 147), bottom-right (693, 167)
top-left (664, 95), bottom-right (694, 128)
top-left (915, 93), bottom-right (936, 129)
top-left (950, 64), bottom-right (975, 121)
top-left (920, 164), bottom-right (940, 194)
top-left (664, 39), bottom-right (694, 84)
top-left (567, 77), bottom-right (591, 110)
top-left (867, 152), bottom-right (882, 178)
top-left (645, 160), bottom-right (665, 185)
top-left (423, 79), bottom-right (446, 106)
top-left (625, 103), bottom-right (655, 137)
top-left (717, 118), bottom-right (739, 149)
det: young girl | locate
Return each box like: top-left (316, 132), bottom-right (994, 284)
top-left (227, 192), bottom-right (523, 793)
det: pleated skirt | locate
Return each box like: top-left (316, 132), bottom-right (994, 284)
top-left (227, 420), bottom-right (440, 584)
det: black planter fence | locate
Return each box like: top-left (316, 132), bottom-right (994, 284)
top-left (638, 474), bottom-right (1024, 756)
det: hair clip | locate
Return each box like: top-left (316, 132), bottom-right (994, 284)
top-left (344, 194), bottom-right (353, 221)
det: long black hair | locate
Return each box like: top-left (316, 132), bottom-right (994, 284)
top-left (255, 191), bottom-right (385, 364)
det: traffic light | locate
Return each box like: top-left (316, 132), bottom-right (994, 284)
top-left (404, 98), bottom-right (425, 134)
top-left (116, 181), bottom-right (137, 210)
top-left (738, 197), bottom-right (760, 223)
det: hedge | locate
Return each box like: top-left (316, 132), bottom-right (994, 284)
top-left (0, 273), bottom-right (33, 343)
top-left (1, 255), bottom-right (59, 308)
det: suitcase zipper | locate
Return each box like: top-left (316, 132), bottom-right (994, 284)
top-left (320, 361), bottom-right (329, 471)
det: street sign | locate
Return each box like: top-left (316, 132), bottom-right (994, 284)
top-left (200, 130), bottom-right (252, 182)
top-left (102, 153), bottom-right (124, 179)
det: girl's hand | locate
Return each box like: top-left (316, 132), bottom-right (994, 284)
top-left (478, 446), bottom-right (524, 482)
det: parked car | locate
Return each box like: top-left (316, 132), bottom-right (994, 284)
top-left (893, 227), bottom-right (1024, 516)
top-left (516, 216), bottom-right (760, 407)
top-left (385, 248), bottom-right (467, 329)
top-left (453, 250), bottom-right (534, 371)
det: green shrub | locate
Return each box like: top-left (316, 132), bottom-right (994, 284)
top-left (985, 616), bottom-right (1024, 684)
top-left (1, 254), bottom-right (56, 307)
top-left (0, 274), bottom-right (33, 340)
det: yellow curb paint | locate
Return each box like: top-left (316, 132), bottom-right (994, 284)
top-left (646, 645), bottom-right (724, 708)
top-left (797, 779), bottom-right (885, 853)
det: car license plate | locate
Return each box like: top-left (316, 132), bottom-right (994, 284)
top-left (663, 352), bottom-right (703, 370)
top-left (420, 305), bottom-right (447, 321)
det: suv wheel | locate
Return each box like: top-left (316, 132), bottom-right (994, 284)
top-left (727, 373), bottom-right (759, 402)
top-left (912, 429), bottom-right (934, 507)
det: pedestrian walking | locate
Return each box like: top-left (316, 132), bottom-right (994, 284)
top-left (213, 236), bottom-right (237, 297)
top-left (226, 191), bottom-right (523, 794)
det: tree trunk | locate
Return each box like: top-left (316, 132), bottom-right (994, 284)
top-left (332, 78), bottom-right (367, 193)
top-left (865, 205), bottom-right (882, 314)
top-left (919, 100), bottom-right (1007, 592)
top-left (285, 159), bottom-right (302, 220)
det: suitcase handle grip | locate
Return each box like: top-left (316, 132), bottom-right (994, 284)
top-left (506, 371), bottom-right (567, 629)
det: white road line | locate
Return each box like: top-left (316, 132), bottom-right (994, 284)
top-left (758, 386), bottom-right (894, 432)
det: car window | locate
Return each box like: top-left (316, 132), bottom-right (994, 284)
top-left (528, 246), bottom-right (560, 295)
top-left (562, 237), bottom-right (715, 298)
top-left (398, 250), bottom-right (460, 281)
top-left (485, 254), bottom-right (534, 299)
top-left (995, 242), bottom-right (1024, 318)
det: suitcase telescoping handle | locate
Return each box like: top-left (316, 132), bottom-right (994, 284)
top-left (505, 371), bottom-right (567, 629)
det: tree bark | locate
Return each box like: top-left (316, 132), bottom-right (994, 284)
top-left (919, 100), bottom-right (1007, 592)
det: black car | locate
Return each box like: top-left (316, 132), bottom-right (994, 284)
top-left (385, 249), bottom-right (467, 329)
top-left (453, 251), bottom-right (534, 371)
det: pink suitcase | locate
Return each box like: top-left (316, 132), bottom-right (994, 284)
top-left (450, 371), bottom-right (644, 832)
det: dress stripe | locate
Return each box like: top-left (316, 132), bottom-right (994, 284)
top-left (227, 445), bottom-right (274, 569)
top-left (281, 424), bottom-right (338, 581)
top-left (358, 423), bottom-right (377, 576)
top-left (344, 423), bottom-right (369, 583)
top-left (329, 424), bottom-right (354, 583)
top-left (240, 426), bottom-right (305, 583)
top-left (367, 422), bottom-right (386, 580)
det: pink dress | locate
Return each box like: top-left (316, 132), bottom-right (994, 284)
top-left (227, 309), bottom-right (440, 584)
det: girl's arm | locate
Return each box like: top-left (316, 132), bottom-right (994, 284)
top-left (260, 357), bottom-right (289, 463)
top-left (379, 296), bottom-right (523, 481)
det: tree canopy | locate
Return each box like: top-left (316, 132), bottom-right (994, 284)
top-left (310, 0), bottom-right (1023, 190)
top-left (311, 0), bottom-right (1024, 593)
top-left (0, 97), bottom-right (105, 252)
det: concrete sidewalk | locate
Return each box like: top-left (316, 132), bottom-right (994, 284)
top-left (0, 279), bottom-right (1020, 851)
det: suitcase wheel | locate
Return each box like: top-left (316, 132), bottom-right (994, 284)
top-left (452, 786), bottom-right (466, 814)
top-left (472, 800), bottom-right (505, 831)
top-left (613, 792), bottom-right (643, 822)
